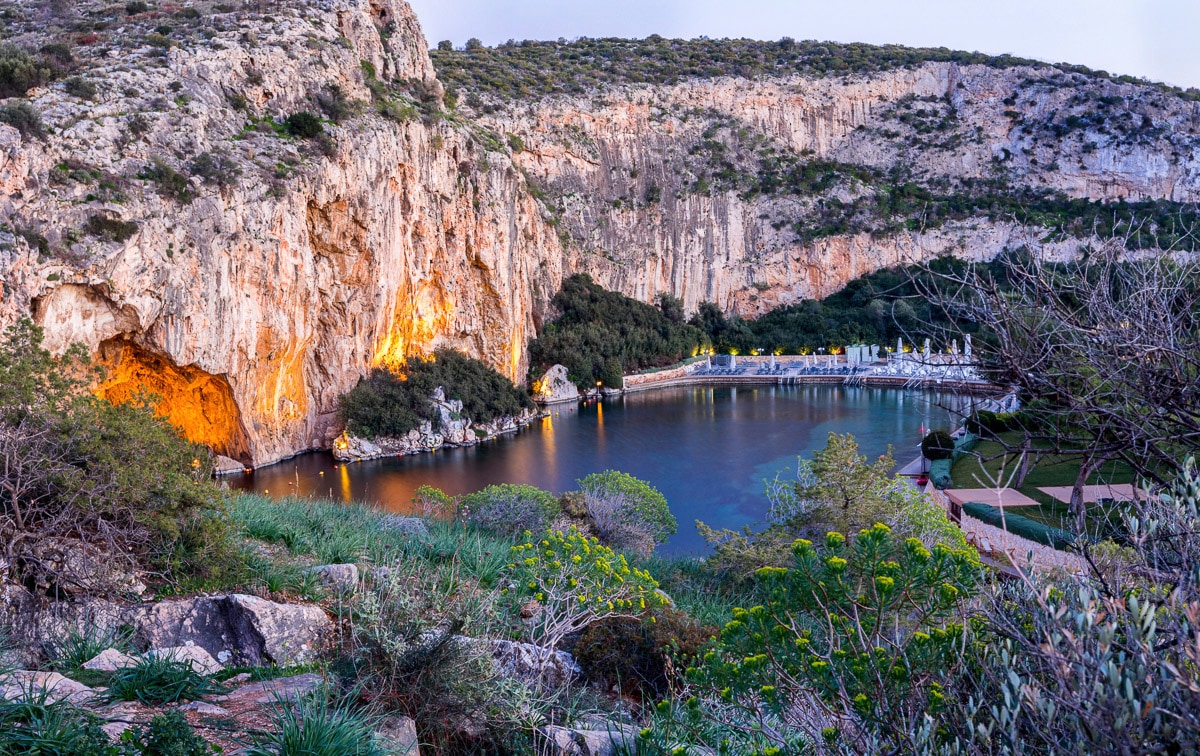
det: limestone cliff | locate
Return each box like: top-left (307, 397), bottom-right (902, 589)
top-left (0, 0), bottom-right (563, 465)
top-left (0, 1), bottom-right (1196, 465)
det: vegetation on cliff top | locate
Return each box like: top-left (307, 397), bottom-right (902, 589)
top-left (339, 349), bottom-right (533, 440)
top-left (431, 36), bottom-right (1200, 102)
top-left (529, 273), bottom-right (709, 388)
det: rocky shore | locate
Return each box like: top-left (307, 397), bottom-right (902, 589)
top-left (333, 387), bottom-right (543, 463)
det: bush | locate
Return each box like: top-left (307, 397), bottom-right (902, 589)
top-left (504, 527), bottom-right (668, 660)
top-left (285, 110), bottom-right (324, 139)
top-left (126, 2), bottom-right (150, 15)
top-left (674, 525), bottom-right (980, 752)
top-left (339, 349), bottom-right (533, 439)
top-left (921, 430), bottom-right (955, 461)
top-left (245, 692), bottom-right (383, 756)
top-left (316, 84), bottom-right (354, 123)
top-left (0, 696), bottom-right (112, 756)
top-left (577, 470), bottom-right (677, 553)
top-left (84, 214), bottom-right (139, 242)
top-left (118, 710), bottom-right (219, 755)
top-left (572, 609), bottom-right (712, 699)
top-left (63, 76), bottom-right (97, 100)
top-left (0, 101), bottom-right (44, 139)
top-left (0, 44), bottom-right (57, 99)
top-left (189, 150), bottom-right (241, 188)
top-left (139, 157), bottom-right (195, 204)
top-left (460, 483), bottom-right (560, 537)
top-left (106, 655), bottom-right (224, 705)
top-left (961, 501), bottom-right (1078, 549)
top-left (44, 624), bottom-right (133, 674)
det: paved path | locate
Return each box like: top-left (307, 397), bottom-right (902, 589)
top-left (1038, 484), bottom-right (1146, 504)
top-left (946, 488), bottom-right (1043, 508)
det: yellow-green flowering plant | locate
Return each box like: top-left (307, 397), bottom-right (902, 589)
top-left (503, 526), bottom-right (669, 667)
top-left (684, 523), bottom-right (980, 753)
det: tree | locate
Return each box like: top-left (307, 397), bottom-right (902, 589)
top-left (921, 237), bottom-right (1200, 525)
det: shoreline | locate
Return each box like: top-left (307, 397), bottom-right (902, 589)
top-left (617, 372), bottom-right (1005, 395)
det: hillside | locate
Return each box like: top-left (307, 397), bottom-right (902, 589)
top-left (0, 0), bottom-right (1196, 464)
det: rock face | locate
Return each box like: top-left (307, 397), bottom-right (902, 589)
top-left (533, 364), bottom-right (581, 404)
top-left (0, 1), bottom-right (1196, 466)
top-left (129, 594), bottom-right (331, 667)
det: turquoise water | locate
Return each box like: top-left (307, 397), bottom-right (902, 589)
top-left (232, 385), bottom-right (968, 553)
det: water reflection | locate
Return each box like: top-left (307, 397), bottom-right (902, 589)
top-left (233, 386), bottom-right (968, 553)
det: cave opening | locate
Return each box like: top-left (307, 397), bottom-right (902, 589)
top-left (94, 339), bottom-right (252, 463)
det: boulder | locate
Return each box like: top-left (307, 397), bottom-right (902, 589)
top-left (472, 638), bottom-right (583, 689)
top-left (379, 515), bottom-right (429, 538)
top-left (0, 670), bottom-right (95, 704)
top-left (179, 700), bottom-right (231, 716)
top-left (377, 713), bottom-right (421, 756)
top-left (534, 365), bottom-right (580, 405)
top-left (130, 594), bottom-right (331, 667)
top-left (144, 644), bottom-right (223, 675)
top-left (309, 563), bottom-right (359, 593)
top-left (213, 455), bottom-right (245, 475)
top-left (537, 723), bottom-right (636, 756)
top-left (215, 672), bottom-right (324, 705)
top-left (334, 433), bottom-right (383, 462)
top-left (223, 594), bottom-right (331, 666)
top-left (81, 648), bottom-right (139, 672)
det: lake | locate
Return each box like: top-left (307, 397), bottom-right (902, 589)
top-left (232, 385), bottom-right (970, 553)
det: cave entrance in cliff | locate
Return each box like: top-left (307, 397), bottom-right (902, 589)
top-left (94, 340), bottom-right (252, 464)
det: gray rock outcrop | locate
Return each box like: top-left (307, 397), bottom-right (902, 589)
top-left (130, 594), bottom-right (331, 667)
top-left (534, 365), bottom-right (581, 405)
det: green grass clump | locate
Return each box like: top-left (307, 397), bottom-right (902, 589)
top-left (244, 692), bottom-right (383, 756)
top-left (106, 655), bottom-right (224, 705)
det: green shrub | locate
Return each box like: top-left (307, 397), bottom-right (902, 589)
top-left (921, 430), bottom-right (955, 461)
top-left (84, 214), bottom-right (139, 242)
top-left (504, 527), bottom-right (668, 659)
top-left (676, 524), bottom-right (980, 752)
top-left (461, 483), bottom-right (560, 536)
top-left (63, 76), bottom-right (97, 100)
top-left (284, 111), bottom-right (324, 139)
top-left (316, 84), bottom-right (354, 123)
top-left (339, 349), bottom-right (532, 439)
top-left (0, 45), bottom-right (58, 99)
top-left (106, 655), bottom-right (224, 705)
top-left (126, 2), bottom-right (151, 15)
top-left (139, 157), bottom-right (195, 203)
top-left (577, 470), bottom-right (677, 553)
top-left (572, 608), bottom-right (712, 699)
top-left (0, 101), bottom-right (44, 139)
top-left (0, 695), bottom-right (112, 756)
top-left (961, 501), bottom-right (1078, 549)
top-left (118, 710), bottom-right (220, 755)
top-left (189, 151), bottom-right (241, 188)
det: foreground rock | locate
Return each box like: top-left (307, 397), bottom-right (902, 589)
top-left (144, 645), bottom-right (224, 675)
top-left (376, 714), bottom-right (421, 756)
top-left (538, 723), bottom-right (637, 756)
top-left (81, 648), bottom-right (138, 672)
top-left (466, 638), bottom-right (584, 689)
top-left (0, 670), bottom-right (95, 705)
top-left (130, 594), bottom-right (331, 667)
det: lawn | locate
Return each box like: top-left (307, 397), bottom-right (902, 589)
top-left (950, 431), bottom-right (1137, 535)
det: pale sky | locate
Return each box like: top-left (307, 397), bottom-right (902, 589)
top-left (408, 0), bottom-right (1200, 90)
